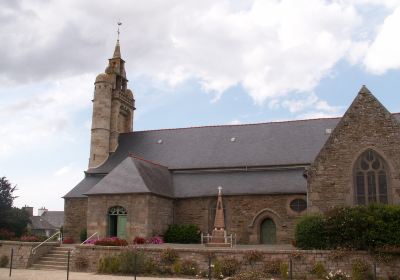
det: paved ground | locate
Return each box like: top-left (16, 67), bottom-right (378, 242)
top-left (0, 268), bottom-right (194, 280)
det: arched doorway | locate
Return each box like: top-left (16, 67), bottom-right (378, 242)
top-left (260, 218), bottom-right (276, 244)
top-left (108, 206), bottom-right (127, 238)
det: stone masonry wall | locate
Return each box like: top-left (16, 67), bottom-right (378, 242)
top-left (71, 245), bottom-right (400, 278)
top-left (308, 88), bottom-right (400, 213)
top-left (64, 198), bottom-right (88, 243)
top-left (87, 194), bottom-right (173, 241)
top-left (147, 195), bottom-right (173, 237)
top-left (0, 241), bottom-right (58, 268)
top-left (174, 194), bottom-right (307, 244)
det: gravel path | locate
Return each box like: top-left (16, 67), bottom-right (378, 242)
top-left (0, 268), bottom-right (194, 280)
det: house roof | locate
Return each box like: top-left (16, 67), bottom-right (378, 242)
top-left (30, 216), bottom-right (57, 230)
top-left (41, 211), bottom-right (64, 228)
top-left (84, 156), bottom-right (173, 197)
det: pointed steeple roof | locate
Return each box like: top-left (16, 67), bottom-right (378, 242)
top-left (358, 84), bottom-right (371, 95)
top-left (113, 39), bottom-right (121, 58)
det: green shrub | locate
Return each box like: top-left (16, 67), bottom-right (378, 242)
top-left (295, 214), bottom-right (327, 249)
top-left (280, 262), bottom-right (289, 280)
top-left (213, 257), bottom-right (241, 279)
top-left (97, 255), bottom-right (120, 274)
top-left (160, 248), bottom-right (179, 264)
top-left (163, 224), bottom-right (200, 243)
top-left (263, 259), bottom-right (282, 276)
top-left (311, 261), bottom-right (326, 278)
top-left (97, 250), bottom-right (145, 275)
top-left (0, 255), bottom-right (9, 268)
top-left (79, 228), bottom-right (87, 243)
top-left (243, 250), bottom-right (263, 266)
top-left (119, 250), bottom-right (144, 274)
top-left (180, 259), bottom-right (199, 276)
top-left (351, 259), bottom-right (373, 280)
top-left (142, 257), bottom-right (159, 275)
top-left (295, 204), bottom-right (400, 250)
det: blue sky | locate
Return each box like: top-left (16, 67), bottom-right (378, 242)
top-left (1, 0), bottom-right (400, 213)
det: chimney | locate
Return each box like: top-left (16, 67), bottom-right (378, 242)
top-left (22, 205), bottom-right (33, 217)
top-left (38, 207), bottom-right (48, 216)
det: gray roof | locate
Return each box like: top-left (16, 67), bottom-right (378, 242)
top-left (173, 168), bottom-right (306, 198)
top-left (30, 216), bottom-right (57, 230)
top-left (89, 117), bottom-right (341, 173)
top-left (85, 157), bottom-right (173, 197)
top-left (63, 175), bottom-right (103, 198)
top-left (65, 114), bottom-right (400, 199)
top-left (41, 211), bottom-right (64, 228)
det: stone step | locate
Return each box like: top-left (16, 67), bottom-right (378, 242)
top-left (51, 248), bottom-right (72, 253)
top-left (36, 260), bottom-right (68, 265)
top-left (40, 256), bottom-right (68, 261)
top-left (31, 264), bottom-right (67, 270)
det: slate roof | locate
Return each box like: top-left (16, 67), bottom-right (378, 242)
top-left (63, 175), bottom-right (103, 198)
top-left (64, 114), bottom-right (400, 199)
top-left (30, 216), bottom-right (57, 230)
top-left (41, 211), bottom-right (64, 228)
top-left (85, 156), bottom-right (173, 197)
top-left (173, 168), bottom-right (306, 198)
top-left (88, 117), bottom-right (341, 173)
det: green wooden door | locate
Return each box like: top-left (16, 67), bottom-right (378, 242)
top-left (260, 218), bottom-right (276, 244)
top-left (117, 215), bottom-right (127, 239)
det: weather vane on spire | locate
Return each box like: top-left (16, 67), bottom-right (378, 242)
top-left (117, 21), bottom-right (122, 40)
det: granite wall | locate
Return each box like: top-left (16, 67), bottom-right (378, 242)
top-left (307, 88), bottom-right (400, 213)
top-left (174, 194), bottom-right (307, 244)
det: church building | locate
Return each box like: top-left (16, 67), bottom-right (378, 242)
top-left (63, 39), bottom-right (400, 244)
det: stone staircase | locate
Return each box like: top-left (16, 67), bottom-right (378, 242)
top-left (31, 246), bottom-right (72, 270)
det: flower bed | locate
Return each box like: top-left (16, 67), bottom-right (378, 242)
top-left (93, 237), bottom-right (128, 246)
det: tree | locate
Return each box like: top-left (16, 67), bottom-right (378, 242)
top-left (0, 177), bottom-right (16, 211)
top-left (0, 177), bottom-right (29, 238)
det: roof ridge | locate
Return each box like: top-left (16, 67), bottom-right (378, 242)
top-left (120, 112), bottom-right (400, 134)
top-left (128, 153), bottom-right (168, 168)
top-left (121, 116), bottom-right (344, 134)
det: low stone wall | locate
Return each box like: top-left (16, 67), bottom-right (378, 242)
top-left (72, 245), bottom-right (400, 278)
top-left (0, 241), bottom-right (59, 268)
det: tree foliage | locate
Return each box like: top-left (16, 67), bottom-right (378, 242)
top-left (0, 177), bottom-right (16, 211)
top-left (0, 177), bottom-right (30, 238)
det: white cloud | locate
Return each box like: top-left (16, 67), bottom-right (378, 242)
top-left (363, 6), bottom-right (400, 74)
top-left (0, 0), bottom-right (388, 107)
top-left (0, 74), bottom-right (93, 158)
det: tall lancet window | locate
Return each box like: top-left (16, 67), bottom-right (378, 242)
top-left (354, 149), bottom-right (389, 205)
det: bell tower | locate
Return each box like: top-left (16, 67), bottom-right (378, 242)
top-left (89, 27), bottom-right (135, 169)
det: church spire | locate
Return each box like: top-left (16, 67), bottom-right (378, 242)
top-left (113, 22), bottom-right (122, 58)
top-left (113, 39), bottom-right (121, 58)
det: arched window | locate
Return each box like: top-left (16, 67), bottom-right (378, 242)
top-left (108, 206), bottom-right (127, 238)
top-left (354, 150), bottom-right (388, 205)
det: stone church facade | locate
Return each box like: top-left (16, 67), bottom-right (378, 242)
top-left (63, 40), bottom-right (400, 244)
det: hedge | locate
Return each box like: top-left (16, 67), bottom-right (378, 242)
top-left (163, 224), bottom-right (200, 244)
top-left (295, 204), bottom-right (400, 250)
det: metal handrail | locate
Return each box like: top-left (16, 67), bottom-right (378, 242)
top-left (80, 232), bottom-right (99, 245)
top-left (201, 232), bottom-right (236, 247)
top-left (31, 231), bottom-right (61, 255)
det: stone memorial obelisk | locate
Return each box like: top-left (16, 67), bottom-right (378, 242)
top-left (206, 186), bottom-right (231, 247)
